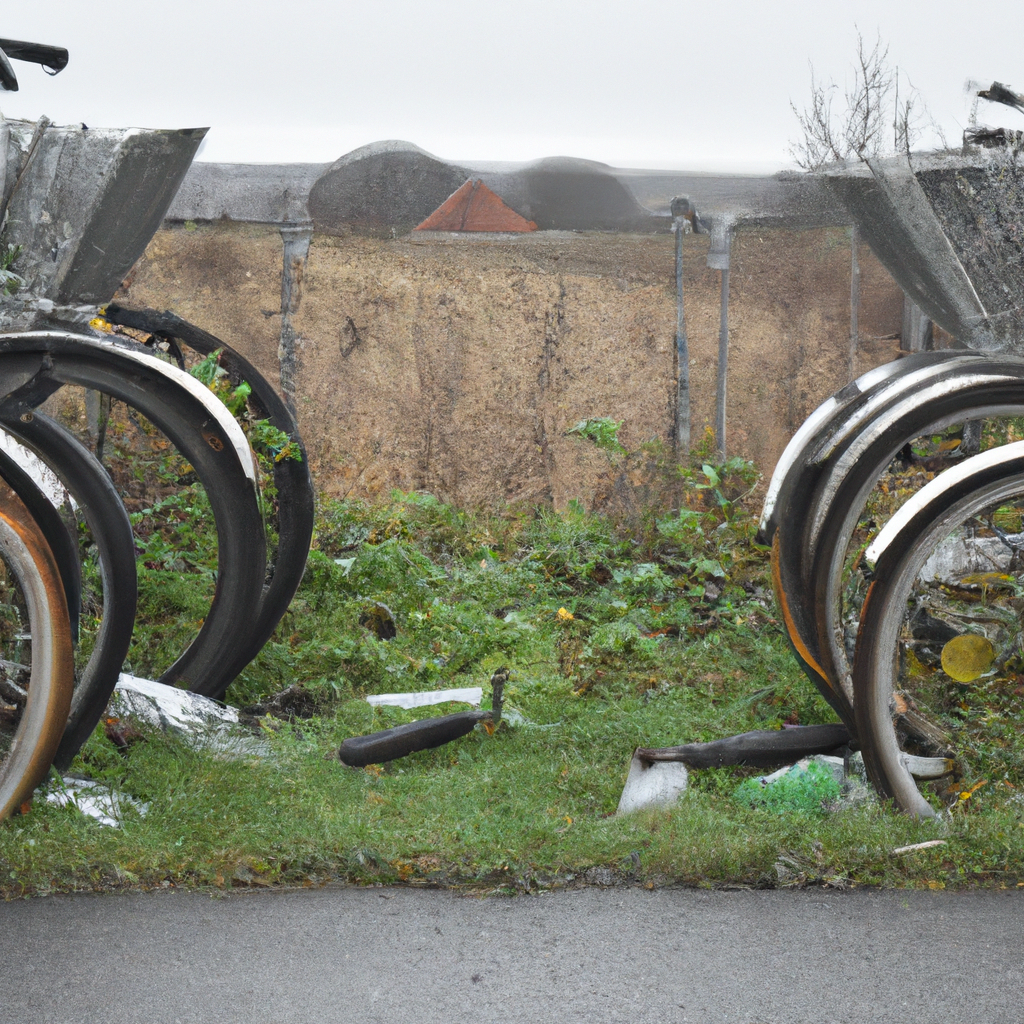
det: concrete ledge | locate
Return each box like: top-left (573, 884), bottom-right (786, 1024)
top-left (165, 161), bottom-right (328, 224)
top-left (166, 151), bottom-right (849, 231)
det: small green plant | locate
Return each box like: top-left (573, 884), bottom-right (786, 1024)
top-left (189, 350), bottom-right (302, 464)
top-left (566, 417), bottom-right (626, 456)
top-left (1, 244), bottom-right (24, 296)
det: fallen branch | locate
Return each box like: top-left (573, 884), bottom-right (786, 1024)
top-left (635, 723), bottom-right (851, 770)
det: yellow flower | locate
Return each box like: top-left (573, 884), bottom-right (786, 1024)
top-left (556, 607), bottom-right (574, 622)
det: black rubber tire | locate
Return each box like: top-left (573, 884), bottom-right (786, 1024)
top-left (101, 306), bottom-right (315, 686)
top-left (0, 331), bottom-right (266, 698)
top-left (3, 415), bottom-right (138, 767)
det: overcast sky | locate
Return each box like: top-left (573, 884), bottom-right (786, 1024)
top-left (3, 1), bottom-right (1024, 171)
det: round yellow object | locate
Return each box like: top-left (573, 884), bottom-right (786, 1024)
top-left (940, 634), bottom-right (995, 682)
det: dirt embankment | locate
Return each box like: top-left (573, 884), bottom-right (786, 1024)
top-left (116, 223), bottom-right (903, 507)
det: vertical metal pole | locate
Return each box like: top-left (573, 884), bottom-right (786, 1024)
top-left (716, 264), bottom-right (729, 460)
top-left (706, 219), bottom-right (732, 461)
top-left (850, 224), bottom-right (860, 379)
top-left (674, 216), bottom-right (690, 452)
top-left (279, 223), bottom-right (313, 417)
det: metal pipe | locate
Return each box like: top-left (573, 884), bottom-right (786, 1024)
top-left (707, 219), bottom-right (732, 460)
top-left (672, 206), bottom-right (690, 452)
top-left (850, 224), bottom-right (860, 378)
top-left (671, 196), bottom-right (708, 456)
top-left (716, 265), bottom-right (729, 459)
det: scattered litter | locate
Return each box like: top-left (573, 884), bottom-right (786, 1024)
top-left (892, 840), bottom-right (948, 855)
top-left (110, 674), bottom-right (269, 757)
top-left (45, 775), bottom-right (149, 828)
top-left (366, 686), bottom-right (482, 710)
top-left (499, 707), bottom-right (528, 727)
top-left (616, 753), bottom-right (688, 815)
top-left (734, 757), bottom-right (843, 814)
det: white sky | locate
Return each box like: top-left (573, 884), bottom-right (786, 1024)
top-left (3, 1), bottom-right (1024, 171)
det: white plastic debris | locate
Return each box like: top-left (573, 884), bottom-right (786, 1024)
top-left (110, 674), bottom-right (269, 757)
top-left (754, 754), bottom-right (847, 788)
top-left (892, 840), bottom-right (948, 855)
top-left (616, 754), bottom-right (689, 815)
top-left (366, 686), bottom-right (483, 710)
top-left (45, 776), bottom-right (149, 828)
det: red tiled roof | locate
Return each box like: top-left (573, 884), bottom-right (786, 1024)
top-left (415, 179), bottom-right (537, 232)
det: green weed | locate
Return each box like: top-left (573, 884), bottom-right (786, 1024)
top-left (4, 438), bottom-right (1022, 896)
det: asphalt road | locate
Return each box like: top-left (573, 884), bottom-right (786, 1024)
top-left (3, 885), bottom-right (1022, 1024)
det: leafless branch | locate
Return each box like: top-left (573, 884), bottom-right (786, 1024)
top-left (790, 31), bottom-right (929, 170)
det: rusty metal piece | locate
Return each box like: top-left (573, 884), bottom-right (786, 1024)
top-left (0, 480), bottom-right (73, 821)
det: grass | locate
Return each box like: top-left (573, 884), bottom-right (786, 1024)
top-left (2, 442), bottom-right (1023, 898)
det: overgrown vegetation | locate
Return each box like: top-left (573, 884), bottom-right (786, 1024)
top-left (3, 400), bottom-right (1023, 898)
top-left (0, 243), bottom-right (24, 296)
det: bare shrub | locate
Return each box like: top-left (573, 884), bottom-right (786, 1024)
top-left (790, 32), bottom-right (928, 170)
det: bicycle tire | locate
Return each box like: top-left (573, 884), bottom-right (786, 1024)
top-left (853, 441), bottom-right (1024, 815)
top-left (0, 480), bottom-right (74, 820)
top-left (0, 331), bottom-right (265, 697)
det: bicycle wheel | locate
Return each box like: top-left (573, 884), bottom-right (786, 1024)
top-left (0, 479), bottom-right (74, 820)
top-left (854, 441), bottom-right (1024, 816)
top-left (100, 305), bottom-right (314, 686)
top-left (767, 352), bottom-right (1024, 735)
top-left (1, 419), bottom-right (138, 768)
top-left (0, 330), bottom-right (266, 697)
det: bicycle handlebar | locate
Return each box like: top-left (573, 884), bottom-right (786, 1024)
top-left (0, 37), bottom-right (69, 92)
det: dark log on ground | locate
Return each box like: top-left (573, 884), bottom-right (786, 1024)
top-left (635, 723), bottom-right (851, 769)
top-left (896, 708), bottom-right (955, 758)
top-left (964, 126), bottom-right (1024, 149)
top-left (339, 710), bottom-right (492, 767)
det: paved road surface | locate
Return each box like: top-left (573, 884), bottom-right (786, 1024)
top-left (3, 885), bottom-right (1022, 1023)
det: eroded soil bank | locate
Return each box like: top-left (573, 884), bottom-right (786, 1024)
top-left (117, 222), bottom-right (903, 504)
